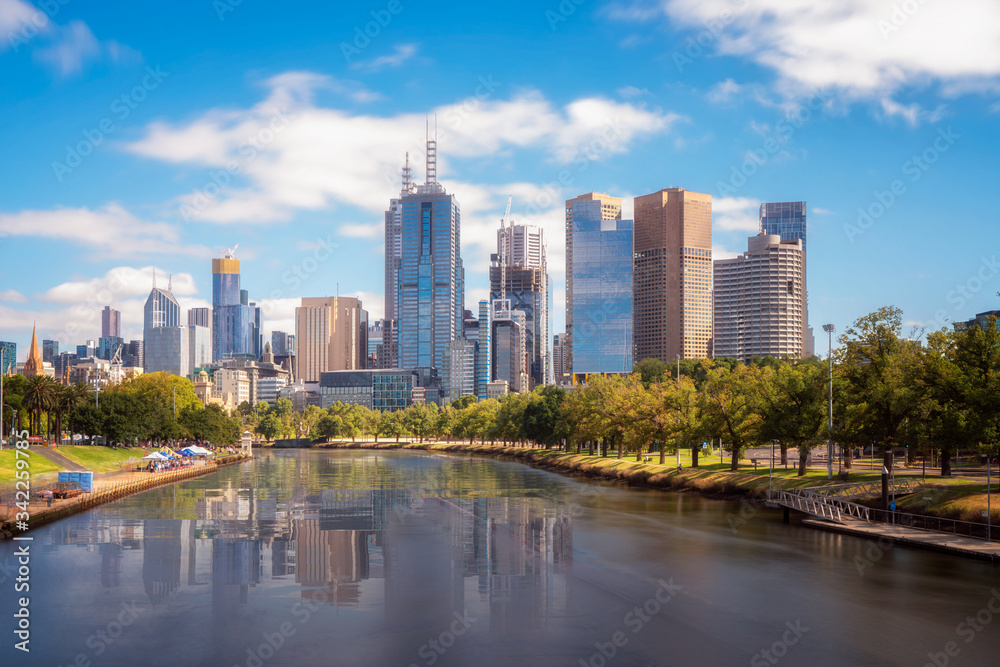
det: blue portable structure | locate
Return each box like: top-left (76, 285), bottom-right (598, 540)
top-left (57, 471), bottom-right (94, 492)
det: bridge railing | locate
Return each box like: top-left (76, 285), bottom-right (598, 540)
top-left (806, 478), bottom-right (917, 499)
top-left (868, 508), bottom-right (999, 542)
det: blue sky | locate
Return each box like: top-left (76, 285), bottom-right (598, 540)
top-left (2, 0), bottom-right (999, 360)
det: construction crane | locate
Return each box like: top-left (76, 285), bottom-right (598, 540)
top-left (499, 195), bottom-right (512, 313)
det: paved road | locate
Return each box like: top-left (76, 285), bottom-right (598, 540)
top-left (29, 445), bottom-right (86, 471)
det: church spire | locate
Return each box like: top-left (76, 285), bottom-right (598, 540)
top-left (24, 323), bottom-right (44, 378)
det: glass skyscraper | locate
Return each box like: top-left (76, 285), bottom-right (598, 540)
top-left (212, 253), bottom-right (260, 361)
top-left (759, 201), bottom-right (806, 250)
top-left (394, 140), bottom-right (464, 373)
top-left (569, 200), bottom-right (633, 380)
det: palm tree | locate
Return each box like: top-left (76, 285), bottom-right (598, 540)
top-left (53, 383), bottom-right (87, 445)
top-left (23, 376), bottom-right (57, 437)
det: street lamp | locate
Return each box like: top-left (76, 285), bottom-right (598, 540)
top-left (675, 354), bottom-right (681, 467)
top-left (822, 324), bottom-right (836, 480)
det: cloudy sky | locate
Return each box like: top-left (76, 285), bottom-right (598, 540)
top-left (2, 0), bottom-right (999, 358)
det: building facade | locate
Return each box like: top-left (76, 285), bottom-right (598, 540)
top-left (42, 339), bottom-right (59, 364)
top-left (0, 341), bottom-right (15, 376)
top-left (212, 253), bottom-right (261, 362)
top-left (97, 336), bottom-right (124, 361)
top-left (318, 370), bottom-right (418, 412)
top-left (392, 142), bottom-right (464, 373)
top-left (633, 188), bottom-right (713, 363)
top-left (489, 223), bottom-right (550, 388)
top-left (565, 192), bottom-right (621, 379)
top-left (102, 306), bottom-right (121, 338)
top-left (569, 200), bottom-right (633, 381)
top-left (188, 307), bottom-right (211, 329)
top-left (492, 312), bottom-right (527, 393)
top-left (295, 296), bottom-right (366, 382)
top-left (214, 368), bottom-right (251, 407)
top-left (552, 333), bottom-right (566, 385)
top-left (713, 233), bottom-right (806, 362)
top-left (475, 301), bottom-right (491, 400)
top-left (759, 201), bottom-right (812, 356)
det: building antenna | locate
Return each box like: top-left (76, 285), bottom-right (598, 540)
top-left (152, 268), bottom-right (157, 290)
top-left (402, 152), bottom-right (413, 195)
top-left (168, 273), bottom-right (172, 292)
top-left (500, 195), bottom-right (512, 312)
top-left (425, 115), bottom-right (437, 184)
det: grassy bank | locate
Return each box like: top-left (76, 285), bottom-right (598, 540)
top-left (333, 441), bottom-right (999, 521)
top-left (57, 446), bottom-right (148, 472)
top-left (0, 449), bottom-right (62, 484)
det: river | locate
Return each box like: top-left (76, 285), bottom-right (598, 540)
top-left (1, 449), bottom-right (998, 666)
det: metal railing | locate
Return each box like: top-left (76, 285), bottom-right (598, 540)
top-left (868, 508), bottom-right (998, 542)
top-left (806, 478), bottom-right (917, 499)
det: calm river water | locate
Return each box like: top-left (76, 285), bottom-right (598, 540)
top-left (2, 449), bottom-right (999, 666)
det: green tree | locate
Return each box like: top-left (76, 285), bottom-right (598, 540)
top-left (633, 358), bottom-right (667, 387)
top-left (700, 362), bottom-right (761, 470)
top-left (756, 360), bottom-right (828, 476)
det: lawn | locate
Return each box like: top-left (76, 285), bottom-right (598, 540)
top-left (57, 446), bottom-right (149, 473)
top-left (0, 449), bottom-right (63, 486)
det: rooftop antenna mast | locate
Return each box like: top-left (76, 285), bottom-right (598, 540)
top-left (401, 152), bottom-right (413, 195)
top-left (425, 115), bottom-right (437, 184)
top-left (500, 195), bottom-right (512, 313)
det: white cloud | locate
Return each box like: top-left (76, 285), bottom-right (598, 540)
top-left (812, 207), bottom-right (832, 215)
top-left (0, 0), bottom-right (47, 46)
top-left (26, 19), bottom-right (142, 77)
top-left (707, 78), bottom-right (743, 103)
top-left (0, 203), bottom-right (209, 258)
top-left (661, 1), bottom-right (1000, 103)
top-left (712, 243), bottom-right (742, 260)
top-left (353, 291), bottom-right (384, 321)
top-left (0, 289), bottom-right (27, 303)
top-left (712, 196), bottom-right (761, 231)
top-left (351, 43), bottom-right (418, 73)
top-left (339, 223), bottom-right (382, 239)
top-left (618, 85), bottom-right (649, 98)
top-left (124, 73), bottom-right (679, 226)
top-left (38, 266), bottom-right (199, 305)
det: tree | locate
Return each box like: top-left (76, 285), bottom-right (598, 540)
top-left (700, 362), bottom-right (761, 470)
top-left (838, 306), bottom-right (930, 471)
top-left (756, 360), bottom-right (828, 476)
top-left (256, 413), bottom-right (282, 441)
top-left (23, 376), bottom-right (57, 437)
top-left (272, 397), bottom-right (294, 418)
top-left (522, 385), bottom-right (568, 446)
top-left (633, 358), bottom-right (667, 387)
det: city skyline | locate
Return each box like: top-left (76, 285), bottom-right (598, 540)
top-left (2, 1), bottom-right (999, 360)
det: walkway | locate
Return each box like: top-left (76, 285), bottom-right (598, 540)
top-left (802, 518), bottom-right (1000, 562)
top-left (30, 445), bottom-right (87, 471)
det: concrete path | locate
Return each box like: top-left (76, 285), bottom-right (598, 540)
top-left (803, 517), bottom-right (1000, 562)
top-left (30, 445), bottom-right (86, 471)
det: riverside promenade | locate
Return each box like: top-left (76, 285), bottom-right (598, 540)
top-left (803, 517), bottom-right (1000, 562)
top-left (0, 452), bottom-right (252, 538)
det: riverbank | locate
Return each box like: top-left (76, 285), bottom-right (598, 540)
top-left (0, 453), bottom-right (252, 539)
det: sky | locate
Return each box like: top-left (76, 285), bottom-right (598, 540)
top-left (1, 0), bottom-right (999, 361)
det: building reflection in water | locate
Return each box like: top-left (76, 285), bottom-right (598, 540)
top-left (50, 473), bottom-right (574, 631)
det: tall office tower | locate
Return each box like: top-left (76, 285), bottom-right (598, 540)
top-left (143, 279), bottom-right (180, 371)
top-left (713, 233), bottom-right (806, 362)
top-left (188, 307), bottom-right (211, 329)
top-left (633, 188), bottom-right (713, 362)
top-left (97, 336), bottom-right (124, 360)
top-left (212, 249), bottom-right (258, 361)
top-left (295, 296), bottom-right (366, 382)
top-left (492, 311), bottom-right (527, 393)
top-left (366, 322), bottom-right (384, 368)
top-left (476, 300), bottom-right (491, 400)
top-left (441, 338), bottom-right (477, 404)
top-left (124, 340), bottom-right (144, 368)
top-left (0, 341), bottom-right (16, 375)
top-left (759, 201), bottom-right (812, 355)
top-left (382, 154), bottom-right (413, 370)
top-left (42, 339), bottom-right (59, 364)
top-left (395, 135), bottom-right (464, 372)
top-left (565, 193), bottom-right (621, 379)
top-left (569, 201), bottom-right (633, 382)
top-left (490, 223), bottom-right (550, 388)
top-left (271, 331), bottom-right (292, 356)
top-left (552, 333), bottom-right (566, 385)
top-left (101, 306), bottom-right (121, 338)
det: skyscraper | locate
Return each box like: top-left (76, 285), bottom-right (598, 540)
top-left (490, 223), bottom-right (550, 388)
top-left (394, 135), bottom-right (464, 372)
top-left (713, 233), bottom-right (806, 361)
top-left (0, 341), bottom-right (16, 376)
top-left (295, 296), bottom-right (366, 382)
top-left (759, 201), bottom-right (812, 355)
top-left (212, 250), bottom-right (259, 361)
top-left (568, 199), bottom-right (633, 381)
top-left (101, 306), bottom-right (121, 338)
top-left (382, 155), bottom-right (412, 370)
top-left (476, 300), bottom-right (491, 400)
top-left (565, 192), bottom-right (621, 379)
top-left (188, 307), bottom-right (211, 329)
top-left (42, 339), bottom-right (59, 364)
top-left (633, 188), bottom-right (713, 362)
top-left (552, 333), bottom-right (566, 385)
top-left (143, 278), bottom-right (183, 374)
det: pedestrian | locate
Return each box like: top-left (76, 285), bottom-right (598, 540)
top-left (47, 492), bottom-right (53, 508)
